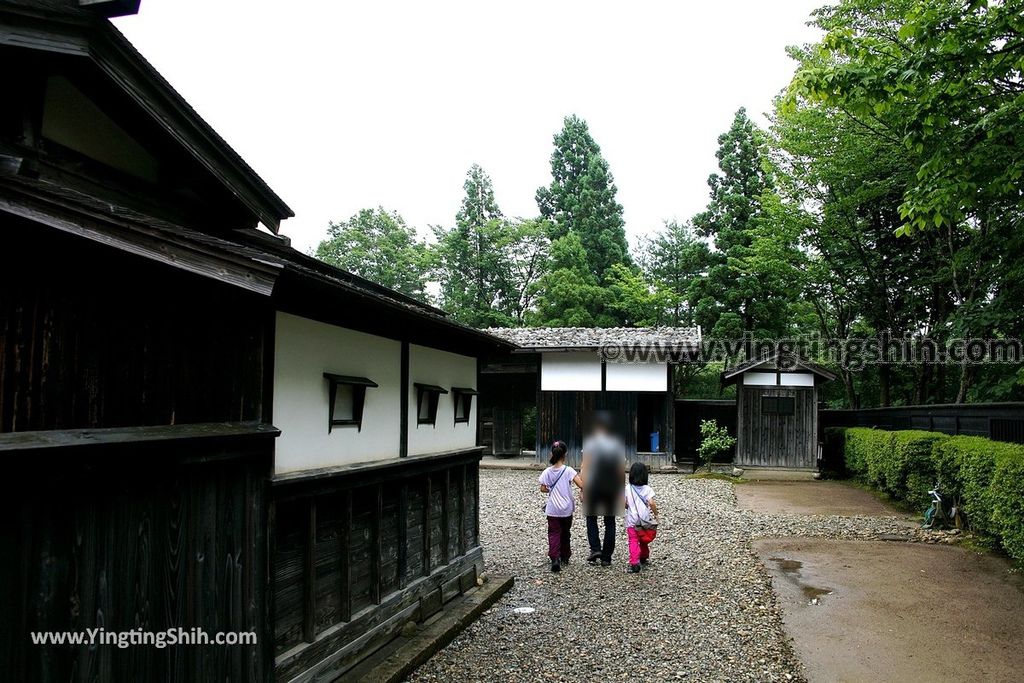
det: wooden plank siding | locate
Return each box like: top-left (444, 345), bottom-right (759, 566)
top-left (270, 449), bottom-right (484, 682)
top-left (0, 435), bottom-right (274, 682)
top-left (0, 222), bottom-right (267, 432)
top-left (736, 386), bottom-right (817, 469)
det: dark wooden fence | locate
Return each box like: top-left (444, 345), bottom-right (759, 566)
top-left (820, 403), bottom-right (1024, 444)
top-left (269, 449), bottom-right (483, 682)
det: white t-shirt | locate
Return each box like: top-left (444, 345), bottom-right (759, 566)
top-left (624, 484), bottom-right (655, 527)
top-left (539, 465), bottom-right (578, 517)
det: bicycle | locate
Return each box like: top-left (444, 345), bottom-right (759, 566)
top-left (922, 480), bottom-right (963, 530)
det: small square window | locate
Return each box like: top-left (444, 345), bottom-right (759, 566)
top-left (451, 387), bottom-right (478, 424)
top-left (761, 396), bottom-right (795, 416)
top-left (324, 374), bottom-right (378, 432)
top-left (415, 383), bottom-right (448, 426)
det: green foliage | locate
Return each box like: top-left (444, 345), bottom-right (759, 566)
top-left (697, 419), bottom-right (737, 470)
top-left (789, 0), bottom-right (1024, 234)
top-left (689, 108), bottom-right (801, 339)
top-left (842, 428), bottom-right (1024, 563)
top-left (433, 165), bottom-right (512, 327)
top-left (636, 220), bottom-right (711, 326)
top-left (315, 207), bottom-right (430, 301)
top-left (537, 115), bottom-right (630, 283)
top-left (604, 264), bottom-right (679, 327)
top-left (530, 232), bottom-right (614, 327)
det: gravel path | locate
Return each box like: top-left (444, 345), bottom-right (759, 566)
top-left (408, 472), bottom-right (926, 683)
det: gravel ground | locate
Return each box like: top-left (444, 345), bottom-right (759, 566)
top-left (408, 472), bottom-right (937, 683)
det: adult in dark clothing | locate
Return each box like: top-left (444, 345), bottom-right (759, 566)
top-left (580, 411), bottom-right (626, 566)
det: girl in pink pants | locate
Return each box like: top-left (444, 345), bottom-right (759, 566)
top-left (624, 462), bottom-right (658, 572)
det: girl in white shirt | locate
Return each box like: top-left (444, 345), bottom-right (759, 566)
top-left (539, 441), bottom-right (584, 572)
top-left (624, 462), bottom-right (658, 573)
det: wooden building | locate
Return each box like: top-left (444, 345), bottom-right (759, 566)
top-left (0, 1), bottom-right (512, 680)
top-left (483, 327), bottom-right (700, 469)
top-left (722, 355), bottom-right (835, 470)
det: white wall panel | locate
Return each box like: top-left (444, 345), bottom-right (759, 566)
top-left (742, 371), bottom-right (778, 386)
top-left (779, 372), bottom-right (815, 387)
top-left (540, 352), bottom-right (602, 391)
top-left (605, 361), bottom-right (668, 392)
top-left (407, 345), bottom-right (477, 456)
top-left (273, 312), bottom-right (401, 473)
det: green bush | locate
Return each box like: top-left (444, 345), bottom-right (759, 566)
top-left (842, 428), bottom-right (1024, 564)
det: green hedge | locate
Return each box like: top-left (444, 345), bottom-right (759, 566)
top-left (843, 428), bottom-right (1024, 564)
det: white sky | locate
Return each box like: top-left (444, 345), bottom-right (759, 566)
top-left (114, 1), bottom-right (823, 253)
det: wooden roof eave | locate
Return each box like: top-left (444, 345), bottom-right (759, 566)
top-left (0, 182), bottom-right (282, 295)
top-left (0, 6), bottom-right (294, 231)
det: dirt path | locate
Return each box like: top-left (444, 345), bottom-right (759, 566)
top-left (754, 538), bottom-right (1024, 683)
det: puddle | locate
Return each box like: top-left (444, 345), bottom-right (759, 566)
top-left (768, 557), bottom-right (833, 604)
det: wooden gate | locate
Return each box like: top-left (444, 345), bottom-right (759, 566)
top-left (492, 409), bottom-right (521, 456)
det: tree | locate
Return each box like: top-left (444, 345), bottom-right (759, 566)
top-left (689, 108), bottom-right (798, 339)
top-left (789, 0), bottom-right (1024, 234)
top-left (316, 207), bottom-right (429, 301)
top-left (530, 232), bottom-right (614, 327)
top-left (637, 221), bottom-right (711, 326)
top-left (605, 264), bottom-right (679, 327)
top-left (503, 218), bottom-right (551, 326)
top-left (433, 165), bottom-right (511, 327)
top-left (536, 115), bottom-right (630, 282)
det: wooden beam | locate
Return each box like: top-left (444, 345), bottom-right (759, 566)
top-left (457, 465), bottom-right (466, 557)
top-left (400, 341), bottom-right (409, 457)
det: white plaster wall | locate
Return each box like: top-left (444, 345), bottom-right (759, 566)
top-left (742, 371), bottom-right (777, 386)
top-left (780, 373), bottom-right (815, 387)
top-left (605, 361), bottom-right (668, 391)
top-left (408, 344), bottom-right (477, 456)
top-left (273, 312), bottom-right (401, 473)
top-left (540, 352), bottom-right (602, 391)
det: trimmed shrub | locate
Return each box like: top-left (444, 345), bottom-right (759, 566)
top-left (842, 428), bottom-right (1024, 564)
top-left (992, 454), bottom-right (1024, 563)
top-left (844, 428), bottom-right (891, 481)
top-left (886, 431), bottom-right (948, 506)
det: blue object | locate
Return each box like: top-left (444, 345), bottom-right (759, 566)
top-left (650, 431), bottom-right (660, 452)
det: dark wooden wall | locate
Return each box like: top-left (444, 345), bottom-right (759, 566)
top-left (820, 402), bottom-right (1024, 444)
top-left (736, 386), bottom-right (817, 468)
top-left (0, 220), bottom-right (268, 432)
top-left (479, 372), bottom-right (535, 456)
top-left (0, 435), bottom-right (274, 682)
top-left (536, 391), bottom-right (674, 469)
top-left (270, 450), bottom-right (483, 681)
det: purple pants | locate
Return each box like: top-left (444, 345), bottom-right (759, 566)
top-left (547, 515), bottom-right (573, 560)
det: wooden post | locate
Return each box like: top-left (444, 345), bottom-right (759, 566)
top-left (400, 341), bottom-right (409, 457)
top-left (422, 475), bottom-right (432, 576)
top-left (457, 464), bottom-right (466, 557)
top-left (371, 484), bottom-right (382, 604)
top-left (303, 498), bottom-right (317, 643)
top-left (340, 490), bottom-right (352, 621)
top-left (441, 469), bottom-right (451, 564)
top-left (398, 482), bottom-right (408, 588)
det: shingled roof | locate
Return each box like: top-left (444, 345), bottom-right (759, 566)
top-left (485, 326), bottom-right (701, 351)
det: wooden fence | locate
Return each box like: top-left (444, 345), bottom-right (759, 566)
top-left (820, 402), bottom-right (1024, 444)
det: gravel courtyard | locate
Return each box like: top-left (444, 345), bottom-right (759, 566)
top-left (409, 471), bottom-right (922, 683)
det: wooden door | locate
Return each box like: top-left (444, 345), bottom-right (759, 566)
top-left (492, 408), bottom-right (521, 456)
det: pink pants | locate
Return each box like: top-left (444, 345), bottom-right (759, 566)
top-left (627, 527), bottom-right (657, 565)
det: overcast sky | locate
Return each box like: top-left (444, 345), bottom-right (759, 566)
top-left (114, 1), bottom-right (823, 253)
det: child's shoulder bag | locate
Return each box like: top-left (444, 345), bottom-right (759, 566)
top-left (629, 484), bottom-right (658, 530)
top-left (541, 466), bottom-right (569, 512)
